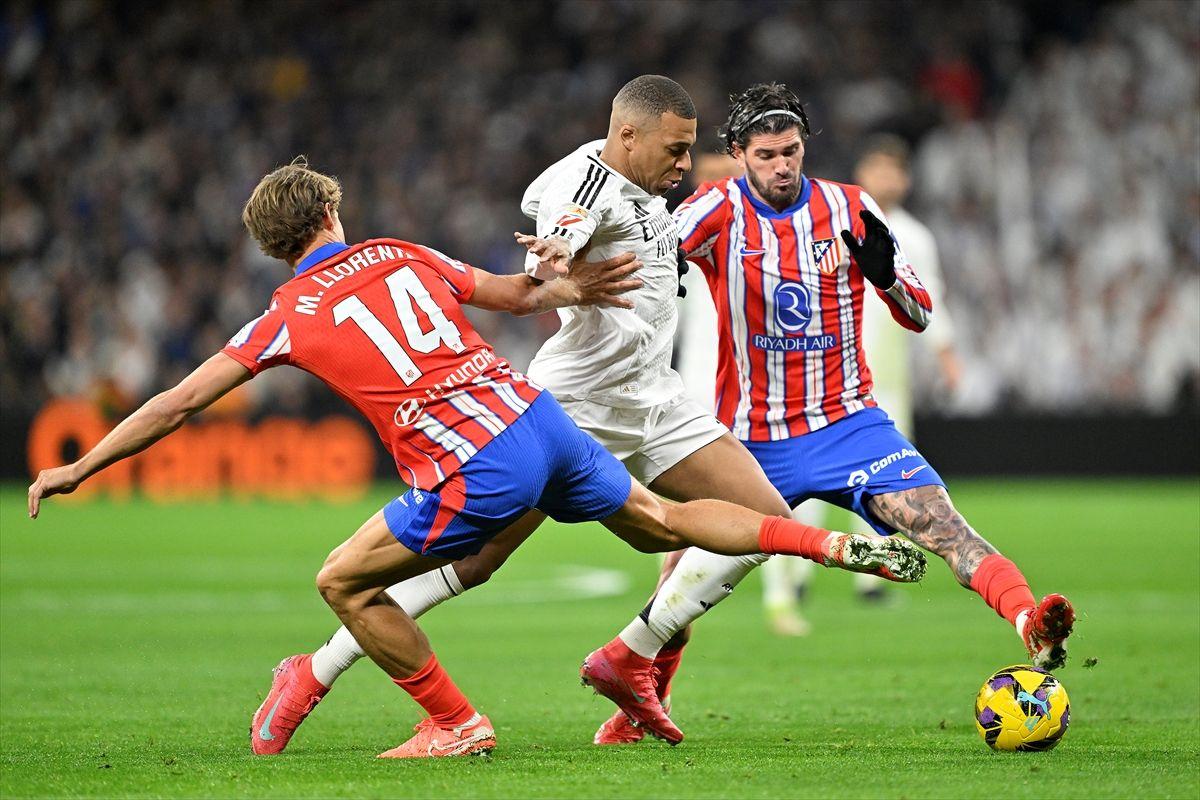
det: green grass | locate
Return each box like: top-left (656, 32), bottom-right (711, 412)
top-left (1, 479), bottom-right (1198, 799)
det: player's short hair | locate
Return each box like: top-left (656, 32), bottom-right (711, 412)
top-left (721, 83), bottom-right (811, 154)
top-left (857, 133), bottom-right (911, 168)
top-left (613, 75), bottom-right (696, 122)
top-left (242, 156), bottom-right (343, 262)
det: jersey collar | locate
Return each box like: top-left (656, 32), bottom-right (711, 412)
top-left (735, 174), bottom-right (811, 219)
top-left (294, 241), bottom-right (351, 276)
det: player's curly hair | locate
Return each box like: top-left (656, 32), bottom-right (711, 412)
top-left (242, 156), bottom-right (343, 262)
top-left (720, 83), bottom-right (811, 155)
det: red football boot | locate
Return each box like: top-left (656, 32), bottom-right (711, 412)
top-left (1022, 593), bottom-right (1075, 670)
top-left (581, 638), bottom-right (683, 745)
top-left (377, 713), bottom-right (496, 758)
top-left (594, 709), bottom-right (645, 745)
top-left (594, 691), bottom-right (676, 745)
top-left (250, 654), bottom-right (328, 755)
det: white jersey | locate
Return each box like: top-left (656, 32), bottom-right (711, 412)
top-left (522, 140), bottom-right (685, 408)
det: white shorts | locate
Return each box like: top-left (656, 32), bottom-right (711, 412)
top-left (558, 392), bottom-right (729, 486)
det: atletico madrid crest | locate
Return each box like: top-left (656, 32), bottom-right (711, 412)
top-left (811, 237), bottom-right (848, 275)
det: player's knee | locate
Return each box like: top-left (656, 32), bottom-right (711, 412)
top-left (631, 533), bottom-right (678, 554)
top-left (755, 491), bottom-right (792, 518)
top-left (315, 558), bottom-right (354, 613)
top-left (315, 566), bottom-right (339, 609)
top-left (454, 558), bottom-right (497, 590)
top-left (653, 508), bottom-right (688, 551)
top-left (618, 517), bottom-right (680, 553)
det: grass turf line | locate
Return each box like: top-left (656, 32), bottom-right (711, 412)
top-left (1, 479), bottom-right (1198, 799)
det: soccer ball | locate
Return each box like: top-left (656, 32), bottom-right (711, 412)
top-left (975, 665), bottom-right (1070, 751)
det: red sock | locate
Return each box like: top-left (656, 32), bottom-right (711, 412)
top-left (653, 643), bottom-right (685, 700)
top-left (758, 516), bottom-right (832, 563)
top-left (392, 654), bottom-right (476, 728)
top-left (970, 554), bottom-right (1036, 627)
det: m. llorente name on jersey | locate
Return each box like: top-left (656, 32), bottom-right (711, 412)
top-left (292, 243), bottom-right (468, 315)
top-left (633, 201), bottom-right (677, 260)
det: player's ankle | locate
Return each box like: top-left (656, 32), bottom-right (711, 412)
top-left (310, 629), bottom-right (365, 687)
top-left (970, 554), bottom-right (1036, 626)
top-left (393, 654), bottom-right (476, 728)
top-left (757, 517), bottom-right (829, 562)
top-left (617, 619), bottom-right (664, 660)
top-left (292, 653), bottom-right (330, 693)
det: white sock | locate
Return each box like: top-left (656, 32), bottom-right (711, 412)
top-left (618, 550), bottom-right (770, 659)
top-left (309, 564), bottom-right (465, 687)
top-left (384, 563), bottom-right (465, 617)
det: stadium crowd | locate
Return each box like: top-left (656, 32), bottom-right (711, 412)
top-left (2, 0), bottom-right (1197, 426)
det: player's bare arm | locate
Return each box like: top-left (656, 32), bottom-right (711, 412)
top-left (27, 353), bottom-right (251, 518)
top-left (867, 485), bottom-right (998, 587)
top-left (470, 249), bottom-right (642, 316)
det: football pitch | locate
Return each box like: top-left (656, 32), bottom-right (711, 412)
top-left (1, 479), bottom-right (1197, 799)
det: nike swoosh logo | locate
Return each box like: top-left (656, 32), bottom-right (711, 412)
top-left (258, 695), bottom-right (284, 741)
top-left (617, 676), bottom-right (646, 703)
top-left (901, 465), bottom-right (928, 480)
top-left (739, 248), bottom-right (766, 256)
top-left (429, 728), bottom-right (494, 755)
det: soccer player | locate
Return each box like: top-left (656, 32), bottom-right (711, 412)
top-left (247, 76), bottom-right (927, 754)
top-left (27, 156), bottom-right (925, 759)
top-left (759, 133), bottom-right (968, 633)
top-left (583, 83), bottom-right (1076, 743)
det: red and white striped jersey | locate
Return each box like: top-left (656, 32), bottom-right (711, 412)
top-left (674, 176), bottom-right (932, 441)
top-left (222, 239), bottom-right (542, 489)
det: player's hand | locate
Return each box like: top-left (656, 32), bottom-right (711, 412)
top-left (514, 232), bottom-right (573, 276)
top-left (840, 209), bottom-right (897, 289)
top-left (566, 251), bottom-right (643, 310)
top-left (27, 464), bottom-right (83, 519)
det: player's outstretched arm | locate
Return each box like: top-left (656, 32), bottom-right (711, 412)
top-left (27, 353), bottom-right (251, 518)
top-left (469, 250), bottom-right (642, 317)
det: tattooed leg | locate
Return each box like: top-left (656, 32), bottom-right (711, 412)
top-left (867, 485), bottom-right (997, 587)
top-left (867, 484), bottom-right (1074, 667)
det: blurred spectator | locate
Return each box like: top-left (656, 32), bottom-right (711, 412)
top-left (1, 0), bottom-right (1196, 426)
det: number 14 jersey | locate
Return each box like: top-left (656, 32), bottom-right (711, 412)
top-left (221, 239), bottom-right (542, 489)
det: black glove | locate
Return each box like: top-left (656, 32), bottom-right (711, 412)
top-left (676, 244), bottom-right (690, 298)
top-left (840, 209), bottom-right (896, 289)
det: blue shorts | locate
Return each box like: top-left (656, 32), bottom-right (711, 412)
top-left (743, 407), bottom-right (944, 536)
top-left (384, 392), bottom-right (633, 559)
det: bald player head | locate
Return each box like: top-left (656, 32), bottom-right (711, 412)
top-left (601, 75), bottom-right (697, 196)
